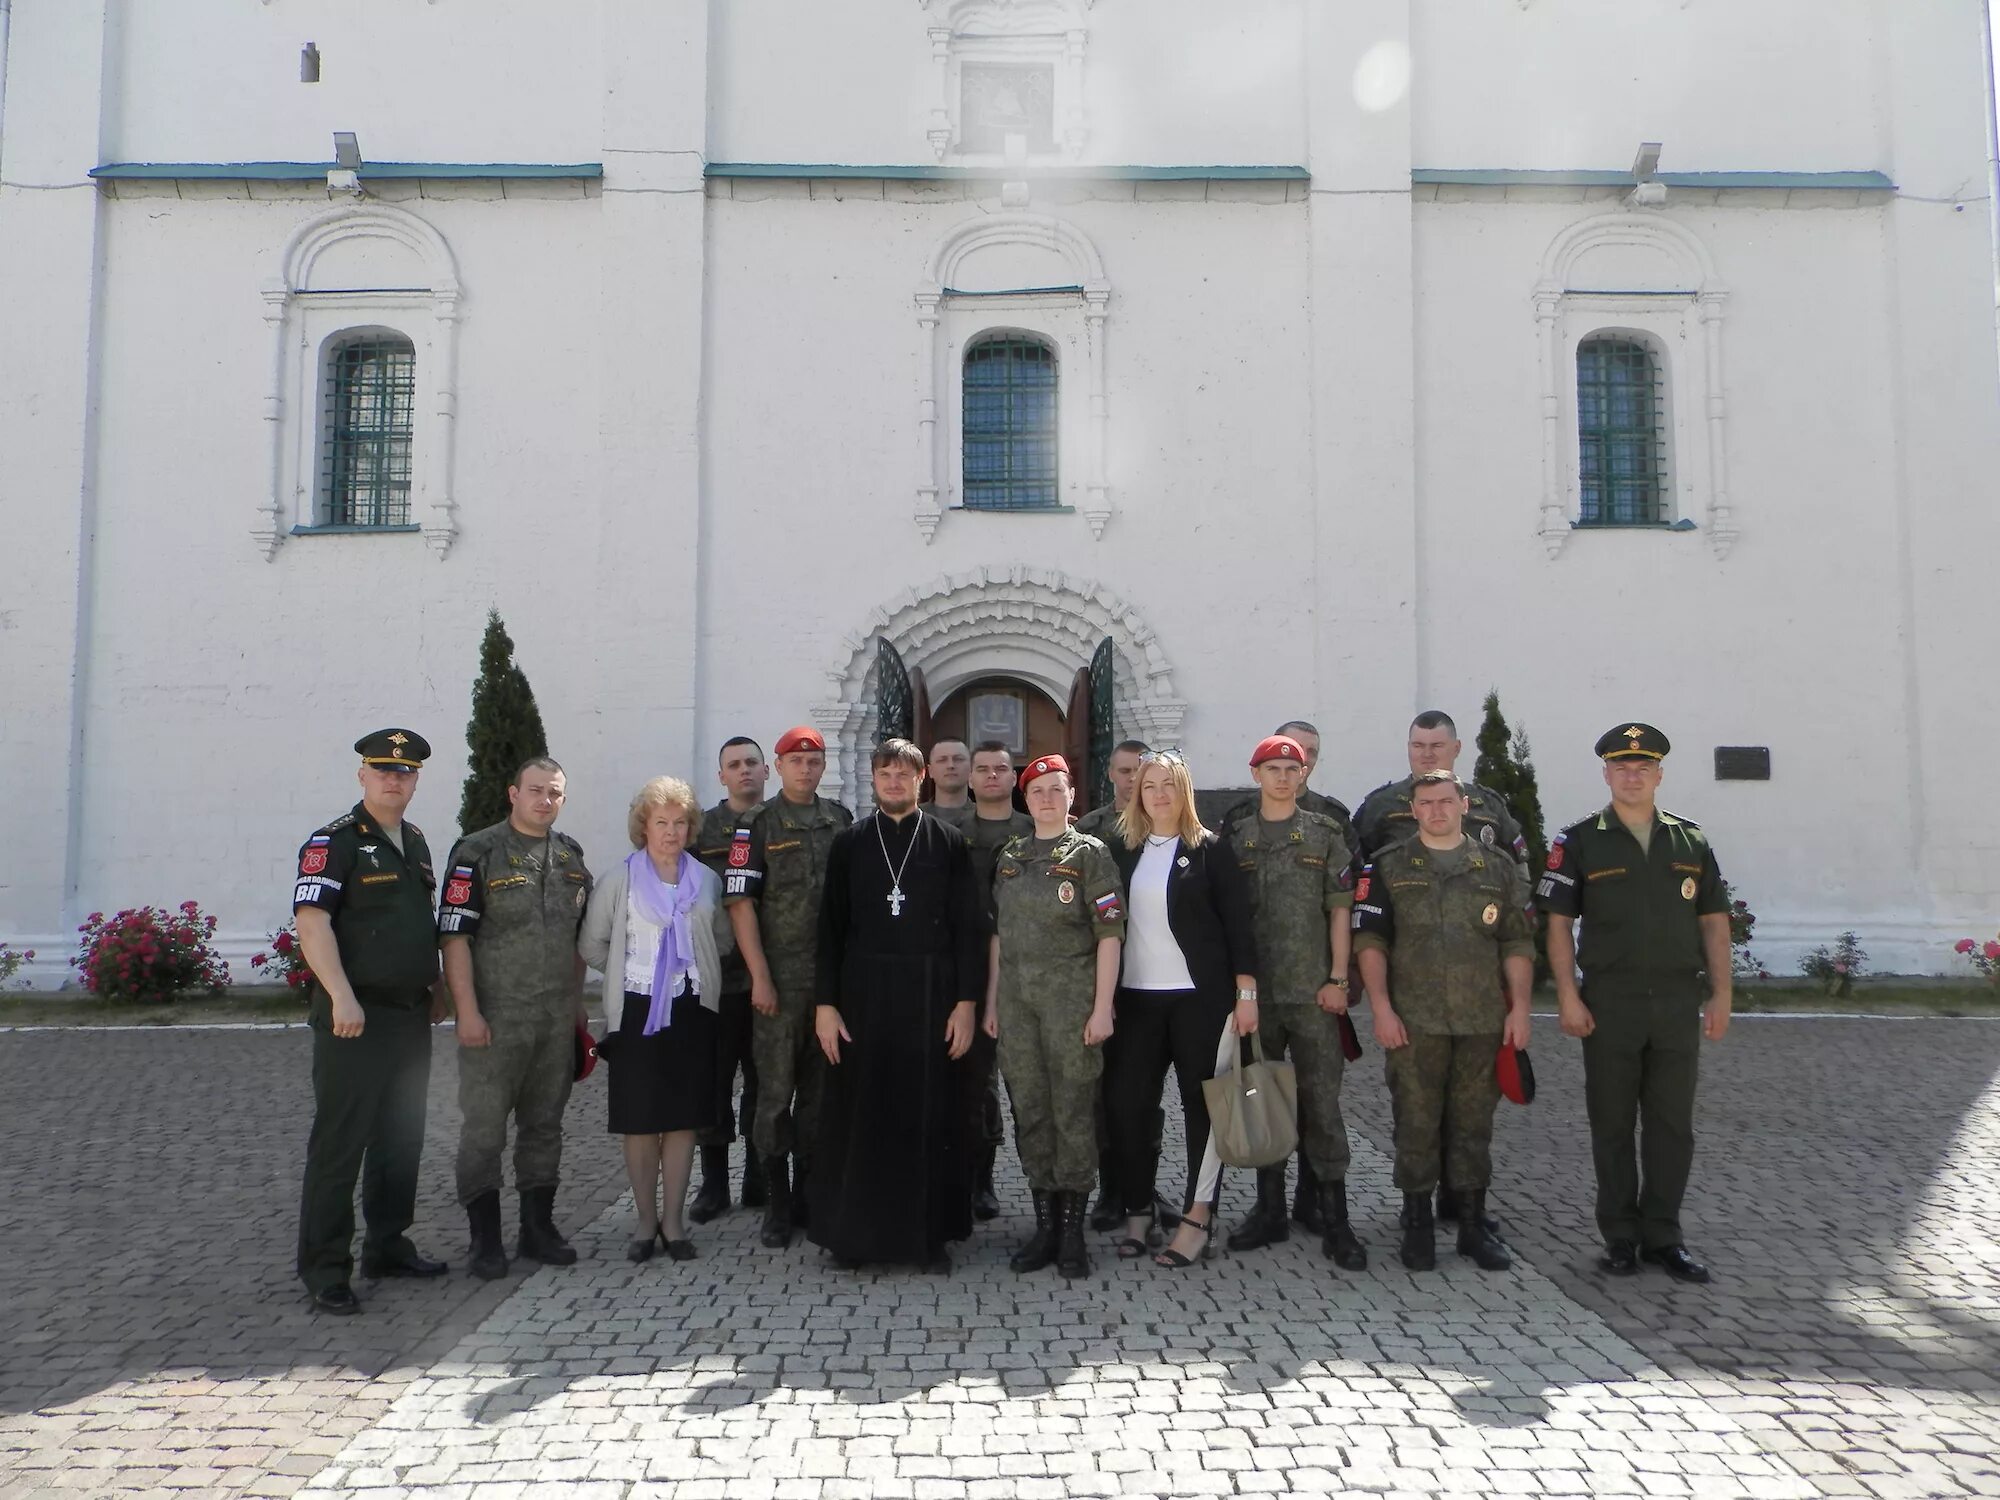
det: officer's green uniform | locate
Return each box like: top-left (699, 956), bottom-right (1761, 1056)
top-left (1235, 808), bottom-right (1357, 1184)
top-left (993, 827), bottom-right (1125, 1191)
top-left (293, 733), bottom-right (441, 1298)
top-left (1352, 837), bottom-right (1535, 1193)
top-left (1536, 735), bottom-right (1727, 1251)
top-left (437, 821), bottom-right (593, 1204)
top-left (694, 799), bottom-right (760, 1149)
top-left (1353, 775), bottom-right (1527, 866)
top-left (722, 792), bottom-right (852, 1161)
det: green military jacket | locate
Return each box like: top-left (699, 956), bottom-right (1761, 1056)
top-left (957, 807), bottom-right (1035, 925)
top-left (436, 821), bottom-right (593, 1012)
top-left (1219, 786), bottom-right (1354, 847)
top-left (721, 793), bottom-right (853, 983)
top-left (1352, 775), bottom-right (1527, 866)
top-left (694, 798), bottom-right (757, 993)
top-left (293, 803), bottom-right (440, 1007)
top-left (928, 800), bottom-right (978, 837)
top-left (1071, 802), bottom-right (1128, 843)
top-left (1352, 835), bottom-right (1535, 1035)
top-left (993, 827), bottom-right (1126, 1008)
top-left (1231, 807), bottom-right (1354, 1002)
top-left (1535, 806), bottom-right (1727, 991)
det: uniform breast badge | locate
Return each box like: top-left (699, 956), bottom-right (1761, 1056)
top-left (1057, 881), bottom-right (1076, 905)
top-left (1481, 903), bottom-right (1499, 926)
top-left (1680, 877), bottom-right (1697, 900)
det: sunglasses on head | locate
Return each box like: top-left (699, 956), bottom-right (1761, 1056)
top-left (1138, 749), bottom-right (1185, 766)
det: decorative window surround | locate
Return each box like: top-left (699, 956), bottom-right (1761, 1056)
top-left (256, 205), bottom-right (462, 560)
top-left (922, 0), bottom-right (1093, 163)
top-left (916, 213), bottom-right (1110, 541)
top-left (813, 566), bottom-right (1182, 809)
top-left (1532, 212), bottom-right (1733, 559)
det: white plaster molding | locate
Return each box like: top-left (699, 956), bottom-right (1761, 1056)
top-left (922, 0), bottom-right (1092, 162)
top-left (916, 213), bottom-right (1112, 541)
top-left (259, 205), bottom-right (464, 559)
top-left (813, 567), bottom-right (1180, 808)
top-left (1532, 212), bottom-right (1732, 557)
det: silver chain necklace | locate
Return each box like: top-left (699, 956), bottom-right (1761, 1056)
top-left (875, 808), bottom-right (923, 918)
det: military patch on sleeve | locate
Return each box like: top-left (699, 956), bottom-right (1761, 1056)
top-left (443, 867), bottom-right (474, 906)
top-left (299, 835), bottom-right (331, 876)
top-left (728, 830), bottom-right (751, 868)
top-left (1546, 839), bottom-right (1565, 871)
top-left (1094, 890), bottom-right (1123, 924)
top-left (1353, 873), bottom-right (1371, 902)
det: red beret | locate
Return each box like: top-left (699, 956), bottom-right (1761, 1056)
top-left (573, 1021), bottom-right (598, 1082)
top-left (774, 725), bottom-right (825, 756)
top-left (1250, 734), bottom-right (1307, 768)
top-left (1018, 754), bottom-right (1071, 794)
top-left (1496, 1042), bottom-right (1536, 1106)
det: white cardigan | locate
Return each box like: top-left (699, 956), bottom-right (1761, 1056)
top-left (577, 851), bottom-right (733, 1033)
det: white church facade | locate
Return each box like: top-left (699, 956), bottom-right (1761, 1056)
top-left (3, 0), bottom-right (1998, 982)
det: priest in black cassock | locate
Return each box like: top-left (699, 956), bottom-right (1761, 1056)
top-left (811, 737), bottom-right (987, 1270)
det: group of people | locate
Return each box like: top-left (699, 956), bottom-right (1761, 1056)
top-left (290, 710), bottom-right (1733, 1315)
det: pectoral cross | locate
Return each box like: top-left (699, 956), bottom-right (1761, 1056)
top-left (887, 885), bottom-right (906, 918)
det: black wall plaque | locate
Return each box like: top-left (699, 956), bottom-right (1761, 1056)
top-left (1713, 746), bottom-right (1771, 781)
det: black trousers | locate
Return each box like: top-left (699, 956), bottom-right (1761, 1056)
top-left (1102, 985), bottom-right (1232, 1217)
top-left (1581, 986), bottom-right (1702, 1249)
top-left (296, 999), bottom-right (432, 1294)
top-left (954, 1027), bottom-right (1005, 1163)
top-left (697, 986), bottom-right (759, 1146)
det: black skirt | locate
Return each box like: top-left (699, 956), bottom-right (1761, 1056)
top-left (605, 987), bottom-right (718, 1135)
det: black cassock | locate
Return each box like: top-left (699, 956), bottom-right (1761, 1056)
top-left (810, 808), bottom-right (986, 1264)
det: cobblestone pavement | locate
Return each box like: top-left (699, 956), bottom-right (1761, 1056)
top-left (1, 1016), bottom-right (1995, 1499)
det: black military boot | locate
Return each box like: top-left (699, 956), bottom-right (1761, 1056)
top-left (1436, 1184), bottom-right (1501, 1234)
top-left (1228, 1166), bottom-right (1290, 1251)
top-left (1455, 1189), bottom-right (1511, 1271)
top-left (1399, 1191), bottom-right (1436, 1271)
top-left (759, 1156), bottom-right (793, 1248)
top-left (1089, 1180), bottom-right (1120, 1233)
top-left (517, 1186), bottom-right (577, 1265)
top-left (465, 1190), bottom-right (508, 1281)
top-left (1292, 1157), bottom-right (1326, 1236)
top-left (1009, 1190), bottom-right (1058, 1273)
top-left (688, 1146), bottom-right (731, 1224)
top-left (740, 1149), bottom-right (768, 1209)
top-left (971, 1144), bottom-right (1001, 1222)
top-left (1319, 1179), bottom-right (1368, 1271)
top-left (1053, 1192), bottom-right (1091, 1279)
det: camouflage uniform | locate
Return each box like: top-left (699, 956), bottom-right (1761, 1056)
top-left (436, 822), bottom-right (593, 1204)
top-left (694, 799), bottom-right (759, 1147)
top-left (1353, 775), bottom-right (1527, 866)
top-left (721, 793), bottom-right (852, 1161)
top-left (1351, 838), bottom-right (1534, 1192)
top-left (1220, 786), bottom-right (1354, 849)
top-left (1234, 809), bottom-right (1356, 1182)
top-left (993, 828), bottom-right (1126, 1191)
top-left (1071, 802), bottom-right (1127, 844)
top-left (948, 805), bottom-right (1032, 1161)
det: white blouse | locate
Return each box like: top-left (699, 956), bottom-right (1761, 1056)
top-left (623, 885), bottom-right (700, 998)
top-left (1122, 835), bottom-right (1195, 991)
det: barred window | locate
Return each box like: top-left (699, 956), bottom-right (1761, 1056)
top-left (1576, 336), bottom-right (1668, 526)
top-left (321, 334), bottom-right (416, 527)
top-left (963, 336), bottom-right (1057, 511)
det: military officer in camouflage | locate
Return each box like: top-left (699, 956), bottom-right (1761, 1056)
top-left (1352, 710), bottom-right (1527, 866)
top-left (292, 729), bottom-right (450, 1315)
top-left (688, 736), bottom-right (771, 1222)
top-left (1353, 708), bottom-right (1527, 1235)
top-left (1216, 719), bottom-right (1352, 1236)
top-left (985, 754), bottom-right (1125, 1279)
top-left (1224, 734), bottom-right (1367, 1270)
top-left (724, 724), bottom-right (853, 1247)
top-left (1538, 723), bottom-right (1731, 1284)
top-left (1072, 739), bottom-right (1148, 842)
top-left (438, 757), bottom-right (594, 1280)
top-left (1354, 770), bottom-right (1535, 1272)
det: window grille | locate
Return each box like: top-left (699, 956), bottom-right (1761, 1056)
top-left (963, 337), bottom-right (1058, 510)
top-left (1576, 337), bottom-right (1668, 526)
top-left (322, 335), bottom-right (416, 527)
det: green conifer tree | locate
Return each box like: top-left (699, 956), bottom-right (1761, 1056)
top-left (1472, 690), bottom-right (1548, 868)
top-left (459, 610), bottom-right (549, 835)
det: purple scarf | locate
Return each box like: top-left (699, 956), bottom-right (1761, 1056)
top-left (626, 850), bottom-right (701, 1035)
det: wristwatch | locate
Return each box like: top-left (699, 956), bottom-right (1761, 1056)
top-left (1326, 976), bottom-right (1349, 988)
top-left (1235, 987), bottom-right (1257, 1002)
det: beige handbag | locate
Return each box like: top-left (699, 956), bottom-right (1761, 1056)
top-left (1201, 1032), bottom-right (1299, 1168)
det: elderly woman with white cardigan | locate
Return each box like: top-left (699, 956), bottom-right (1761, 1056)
top-left (579, 776), bottom-right (732, 1262)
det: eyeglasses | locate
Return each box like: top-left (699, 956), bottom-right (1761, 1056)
top-left (1138, 749), bottom-right (1185, 766)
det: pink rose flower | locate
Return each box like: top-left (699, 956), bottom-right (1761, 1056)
top-left (1958, 938), bottom-right (1978, 954)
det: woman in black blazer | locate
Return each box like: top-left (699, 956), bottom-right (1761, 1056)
top-left (1104, 751), bottom-right (1259, 1267)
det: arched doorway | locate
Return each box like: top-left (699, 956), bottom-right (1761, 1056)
top-left (814, 567), bottom-right (1185, 813)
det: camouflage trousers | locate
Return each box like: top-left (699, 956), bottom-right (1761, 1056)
top-left (998, 987), bottom-right (1103, 1193)
top-left (1384, 1031), bottom-right (1503, 1194)
top-left (1258, 1000), bottom-right (1351, 1183)
top-left (455, 1003), bottom-right (573, 1205)
top-left (749, 980), bottom-right (825, 1163)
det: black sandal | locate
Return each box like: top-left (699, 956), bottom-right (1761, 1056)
top-left (1154, 1218), bottom-right (1212, 1269)
top-left (664, 1237), bottom-right (696, 1262)
top-left (628, 1227), bottom-right (661, 1263)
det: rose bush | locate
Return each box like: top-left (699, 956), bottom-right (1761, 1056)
top-left (71, 902), bottom-right (231, 1004)
top-left (250, 924), bottom-right (315, 995)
